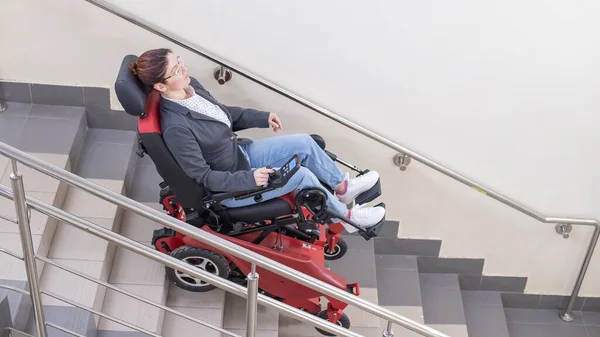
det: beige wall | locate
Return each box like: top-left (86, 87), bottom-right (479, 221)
top-left (1, 0), bottom-right (599, 296)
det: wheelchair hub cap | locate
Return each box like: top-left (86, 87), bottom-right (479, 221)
top-left (176, 256), bottom-right (221, 287)
top-left (324, 244), bottom-right (341, 257)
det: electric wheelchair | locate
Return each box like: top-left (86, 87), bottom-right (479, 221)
top-left (114, 54), bottom-right (387, 335)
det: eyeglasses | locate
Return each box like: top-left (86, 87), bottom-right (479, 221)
top-left (162, 56), bottom-right (185, 82)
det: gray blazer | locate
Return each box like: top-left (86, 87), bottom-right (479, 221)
top-left (161, 77), bottom-right (270, 193)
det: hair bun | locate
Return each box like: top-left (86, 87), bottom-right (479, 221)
top-left (128, 61), bottom-right (139, 76)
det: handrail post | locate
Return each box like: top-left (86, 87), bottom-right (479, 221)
top-left (0, 83), bottom-right (7, 112)
top-left (246, 264), bottom-right (259, 337)
top-left (9, 160), bottom-right (47, 337)
top-left (560, 224), bottom-right (600, 322)
top-left (383, 321), bottom-right (394, 337)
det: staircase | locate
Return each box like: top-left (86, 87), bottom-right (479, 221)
top-left (1, 96), bottom-right (600, 337)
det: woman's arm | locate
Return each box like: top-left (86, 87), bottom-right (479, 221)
top-left (188, 76), bottom-right (270, 131)
top-left (225, 105), bottom-right (270, 131)
top-left (163, 125), bottom-right (257, 192)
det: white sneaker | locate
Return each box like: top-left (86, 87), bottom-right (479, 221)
top-left (336, 171), bottom-right (380, 205)
top-left (341, 204), bottom-right (386, 233)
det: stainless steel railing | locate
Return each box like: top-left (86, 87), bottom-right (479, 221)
top-left (3, 327), bottom-right (35, 337)
top-left (0, 142), bottom-right (448, 337)
top-left (82, 0), bottom-right (600, 322)
top-left (0, 82), bottom-right (7, 112)
top-left (0, 246), bottom-right (240, 337)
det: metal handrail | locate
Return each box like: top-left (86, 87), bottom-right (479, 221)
top-left (0, 231), bottom-right (239, 337)
top-left (0, 247), bottom-right (23, 260)
top-left (0, 146), bottom-right (448, 337)
top-left (44, 323), bottom-right (84, 337)
top-left (0, 284), bottom-right (30, 296)
top-left (0, 212), bottom-right (17, 224)
top-left (42, 290), bottom-right (162, 337)
top-left (35, 255), bottom-right (241, 337)
top-left (4, 327), bottom-right (35, 337)
top-left (82, 0), bottom-right (600, 322)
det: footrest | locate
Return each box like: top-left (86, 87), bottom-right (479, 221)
top-left (355, 173), bottom-right (382, 205)
top-left (357, 202), bottom-right (386, 241)
top-left (346, 283), bottom-right (361, 296)
top-left (151, 227), bottom-right (176, 247)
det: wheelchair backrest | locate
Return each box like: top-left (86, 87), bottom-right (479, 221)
top-left (114, 55), bottom-right (206, 209)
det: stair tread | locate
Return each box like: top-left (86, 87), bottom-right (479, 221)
top-left (462, 291), bottom-right (509, 337)
top-left (223, 292), bottom-right (278, 331)
top-left (34, 123), bottom-right (138, 335)
top-left (74, 128), bottom-right (137, 181)
top-left (2, 102), bottom-right (85, 119)
top-left (420, 273), bottom-right (469, 337)
top-left (505, 309), bottom-right (592, 337)
top-left (0, 113), bottom-right (80, 331)
top-left (98, 205), bottom-right (168, 333)
top-left (84, 128), bottom-right (137, 144)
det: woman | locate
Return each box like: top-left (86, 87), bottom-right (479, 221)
top-left (129, 48), bottom-right (385, 232)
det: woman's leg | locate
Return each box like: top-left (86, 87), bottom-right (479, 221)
top-left (221, 166), bottom-right (385, 231)
top-left (241, 134), bottom-right (345, 190)
top-left (241, 133), bottom-right (382, 205)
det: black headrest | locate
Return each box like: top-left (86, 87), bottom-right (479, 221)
top-left (115, 55), bottom-right (151, 117)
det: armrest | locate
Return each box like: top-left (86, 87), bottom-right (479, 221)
top-left (210, 185), bottom-right (276, 203)
top-left (207, 154), bottom-right (301, 204)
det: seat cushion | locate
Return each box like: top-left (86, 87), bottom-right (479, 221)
top-left (227, 198), bottom-right (293, 223)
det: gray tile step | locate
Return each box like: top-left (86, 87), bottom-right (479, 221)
top-left (74, 128), bottom-right (138, 186)
top-left (0, 103), bottom-right (87, 164)
top-left (375, 254), bottom-right (426, 336)
top-left (420, 273), bottom-right (469, 337)
top-left (375, 255), bottom-right (422, 307)
top-left (0, 103), bottom-right (88, 331)
top-left (462, 291), bottom-right (509, 337)
top-left (27, 127), bottom-right (139, 336)
top-left (374, 238), bottom-right (441, 256)
top-left (504, 308), bottom-right (594, 337)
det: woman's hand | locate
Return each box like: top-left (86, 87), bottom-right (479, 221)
top-left (254, 167), bottom-right (274, 187)
top-left (268, 112), bottom-right (283, 132)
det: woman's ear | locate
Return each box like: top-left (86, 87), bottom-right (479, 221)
top-left (153, 82), bottom-right (167, 92)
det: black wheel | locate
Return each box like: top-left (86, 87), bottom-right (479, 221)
top-left (314, 310), bottom-right (351, 336)
top-left (324, 238), bottom-right (348, 261)
top-left (165, 246), bottom-right (229, 292)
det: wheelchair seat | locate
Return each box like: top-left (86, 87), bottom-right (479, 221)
top-left (114, 54), bottom-right (292, 224)
top-left (227, 198), bottom-right (291, 223)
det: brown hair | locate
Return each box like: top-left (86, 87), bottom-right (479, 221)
top-left (129, 48), bottom-right (172, 85)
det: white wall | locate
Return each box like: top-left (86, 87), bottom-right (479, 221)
top-left (1, 0), bottom-right (599, 296)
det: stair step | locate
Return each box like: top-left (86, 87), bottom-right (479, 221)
top-left (222, 292), bottom-right (279, 336)
top-left (420, 273), bottom-right (469, 337)
top-left (95, 154), bottom-right (167, 336)
top-left (161, 285), bottom-right (226, 337)
top-left (461, 291), bottom-right (509, 337)
top-left (35, 128), bottom-right (137, 336)
top-left (375, 254), bottom-right (425, 336)
top-left (0, 103), bottom-right (86, 330)
top-left (96, 243), bottom-right (168, 333)
top-left (504, 308), bottom-right (592, 337)
top-left (96, 203), bottom-right (167, 334)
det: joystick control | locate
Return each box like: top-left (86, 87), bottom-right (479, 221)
top-left (266, 166), bottom-right (281, 183)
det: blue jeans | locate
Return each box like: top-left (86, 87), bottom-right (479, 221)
top-left (221, 134), bottom-right (349, 217)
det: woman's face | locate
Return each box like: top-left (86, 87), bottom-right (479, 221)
top-left (155, 52), bottom-right (190, 92)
